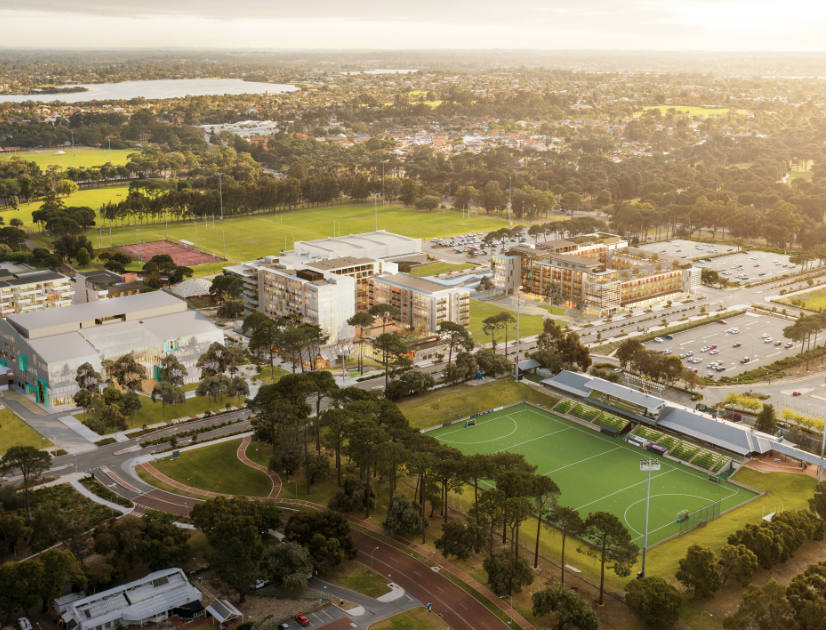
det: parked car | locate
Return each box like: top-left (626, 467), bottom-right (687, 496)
top-left (741, 357), bottom-right (750, 363)
top-left (774, 341), bottom-right (782, 347)
top-left (18, 618), bottom-right (31, 630)
top-left (295, 615), bottom-right (311, 627)
top-left (664, 334), bottom-right (674, 340)
top-left (785, 342), bottom-right (794, 348)
top-left (733, 343), bottom-right (742, 348)
top-left (653, 337), bottom-right (664, 343)
top-left (793, 392), bottom-right (802, 397)
top-left (709, 349), bottom-right (720, 355)
top-left (764, 337), bottom-right (773, 343)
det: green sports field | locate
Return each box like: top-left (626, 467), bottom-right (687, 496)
top-left (0, 148), bottom-right (135, 169)
top-left (430, 403), bottom-right (757, 547)
top-left (101, 205), bottom-right (511, 262)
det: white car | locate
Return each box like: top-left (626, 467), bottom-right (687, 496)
top-left (700, 346), bottom-right (710, 352)
top-left (764, 337), bottom-right (773, 343)
top-left (653, 337), bottom-right (664, 343)
top-left (709, 349), bottom-right (720, 355)
top-left (689, 357), bottom-right (702, 364)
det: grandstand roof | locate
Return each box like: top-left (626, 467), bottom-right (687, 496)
top-left (587, 379), bottom-right (667, 414)
top-left (657, 407), bottom-right (771, 456)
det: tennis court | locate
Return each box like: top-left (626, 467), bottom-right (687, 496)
top-left (429, 403), bottom-right (758, 546)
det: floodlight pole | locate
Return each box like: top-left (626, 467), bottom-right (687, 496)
top-left (217, 172), bottom-right (224, 220)
top-left (639, 458), bottom-right (660, 578)
top-left (818, 423), bottom-right (826, 482)
top-left (514, 285), bottom-right (521, 380)
top-left (374, 195), bottom-right (378, 231)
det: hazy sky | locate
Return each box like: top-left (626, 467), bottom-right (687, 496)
top-left (2, 0), bottom-right (825, 50)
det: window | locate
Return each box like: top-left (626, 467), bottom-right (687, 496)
top-left (163, 340), bottom-right (179, 353)
top-left (18, 353), bottom-right (26, 372)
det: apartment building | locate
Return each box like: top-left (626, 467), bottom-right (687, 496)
top-left (257, 264), bottom-right (355, 343)
top-left (0, 269), bottom-right (73, 317)
top-left (305, 256), bottom-right (396, 310)
top-left (494, 232), bottom-right (698, 315)
top-left (369, 273), bottom-right (470, 333)
top-left (0, 291), bottom-right (223, 407)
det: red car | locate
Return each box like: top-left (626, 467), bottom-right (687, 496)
top-left (733, 343), bottom-right (741, 348)
top-left (294, 614), bottom-right (310, 627)
top-left (793, 392), bottom-right (802, 397)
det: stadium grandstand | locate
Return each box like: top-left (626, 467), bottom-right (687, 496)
top-left (542, 370), bottom-right (823, 466)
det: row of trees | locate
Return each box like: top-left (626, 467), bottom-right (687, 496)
top-left (248, 369), bottom-right (635, 606)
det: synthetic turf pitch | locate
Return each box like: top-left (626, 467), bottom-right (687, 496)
top-left (429, 403), bottom-right (757, 546)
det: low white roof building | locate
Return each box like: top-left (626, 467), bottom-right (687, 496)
top-left (57, 568), bottom-right (202, 630)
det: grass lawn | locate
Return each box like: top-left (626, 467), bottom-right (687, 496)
top-left (100, 204), bottom-right (510, 262)
top-left (535, 303), bottom-right (568, 316)
top-left (3, 185), bottom-right (131, 226)
top-left (642, 105), bottom-right (751, 117)
top-left (77, 394), bottom-right (243, 432)
top-left (371, 608), bottom-right (441, 630)
top-left (782, 287), bottom-right (826, 311)
top-left (429, 403), bottom-right (756, 547)
top-left (396, 378), bottom-right (557, 429)
top-left (0, 148), bottom-right (135, 170)
top-left (469, 298), bottom-right (545, 344)
top-left (788, 170), bottom-right (813, 184)
top-left (153, 438), bottom-right (272, 496)
top-left (409, 262), bottom-right (475, 277)
top-left (190, 261), bottom-right (229, 277)
top-left (0, 407), bottom-right (52, 454)
top-left (325, 560), bottom-right (390, 598)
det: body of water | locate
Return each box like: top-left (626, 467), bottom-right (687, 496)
top-left (0, 78), bottom-right (298, 103)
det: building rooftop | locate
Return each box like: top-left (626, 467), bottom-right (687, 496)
top-left (7, 291), bottom-right (184, 337)
top-left (58, 568), bottom-right (201, 630)
top-left (373, 273), bottom-right (458, 294)
top-left (292, 230), bottom-right (422, 260)
top-left (307, 256), bottom-right (375, 271)
top-left (1, 270), bottom-right (67, 286)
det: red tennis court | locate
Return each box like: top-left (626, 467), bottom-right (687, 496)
top-left (117, 240), bottom-right (223, 266)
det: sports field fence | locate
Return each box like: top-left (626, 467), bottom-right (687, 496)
top-left (677, 499), bottom-right (722, 534)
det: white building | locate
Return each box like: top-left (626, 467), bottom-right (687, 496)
top-left (0, 268), bottom-right (73, 316)
top-left (258, 264), bottom-right (355, 343)
top-left (0, 291), bottom-right (223, 408)
top-left (56, 568), bottom-right (202, 630)
top-left (281, 230), bottom-right (422, 266)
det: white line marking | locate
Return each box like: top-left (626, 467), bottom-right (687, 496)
top-left (545, 446), bottom-right (622, 475)
top-left (574, 469), bottom-right (676, 512)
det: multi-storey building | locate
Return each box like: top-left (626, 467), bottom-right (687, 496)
top-left (257, 264), bottom-right (355, 343)
top-left (305, 256), bottom-right (397, 311)
top-left (368, 273), bottom-right (470, 333)
top-left (0, 291), bottom-right (223, 408)
top-left (494, 232), bottom-right (699, 315)
top-left (0, 269), bottom-right (73, 317)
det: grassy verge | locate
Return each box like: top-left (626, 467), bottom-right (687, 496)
top-left (592, 309), bottom-right (742, 354)
top-left (136, 466), bottom-right (210, 500)
top-left (469, 298), bottom-right (545, 343)
top-left (371, 608), bottom-right (440, 630)
top-left (79, 477), bottom-right (134, 508)
top-left (0, 407), bottom-right (52, 454)
top-left (325, 560), bottom-right (390, 598)
top-left (153, 438), bottom-right (272, 497)
top-left (396, 378), bottom-right (557, 429)
top-left (77, 394), bottom-right (244, 432)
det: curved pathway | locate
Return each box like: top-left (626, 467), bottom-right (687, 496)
top-left (236, 436), bottom-right (282, 498)
top-left (137, 444), bottom-right (529, 630)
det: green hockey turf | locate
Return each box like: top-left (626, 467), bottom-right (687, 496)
top-left (429, 403), bottom-right (758, 547)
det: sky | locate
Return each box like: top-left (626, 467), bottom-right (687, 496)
top-left (2, 0), bottom-right (826, 51)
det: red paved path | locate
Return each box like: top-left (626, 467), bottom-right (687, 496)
top-left (136, 444), bottom-right (532, 630)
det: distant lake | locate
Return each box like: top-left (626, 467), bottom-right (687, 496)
top-left (0, 78), bottom-right (298, 103)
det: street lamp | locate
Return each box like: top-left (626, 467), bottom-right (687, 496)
top-left (638, 457), bottom-right (660, 578)
top-left (370, 546), bottom-right (380, 568)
